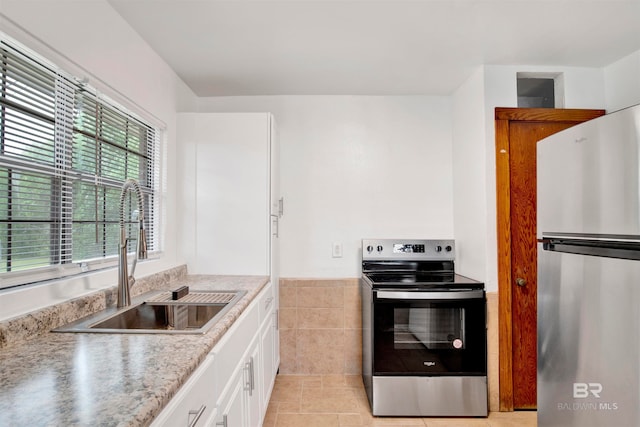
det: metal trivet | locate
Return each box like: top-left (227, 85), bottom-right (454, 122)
top-left (146, 291), bottom-right (237, 305)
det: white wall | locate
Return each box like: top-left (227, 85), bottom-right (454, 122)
top-left (190, 96), bottom-right (454, 278)
top-left (451, 68), bottom-right (488, 286)
top-left (0, 1), bottom-right (197, 320)
top-left (604, 50), bottom-right (640, 112)
top-left (191, 67), bottom-right (610, 289)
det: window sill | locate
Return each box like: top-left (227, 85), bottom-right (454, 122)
top-left (0, 253), bottom-right (167, 322)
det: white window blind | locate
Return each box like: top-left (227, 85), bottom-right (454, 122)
top-left (0, 35), bottom-right (160, 289)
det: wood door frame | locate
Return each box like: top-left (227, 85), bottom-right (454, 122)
top-left (495, 107), bottom-right (606, 411)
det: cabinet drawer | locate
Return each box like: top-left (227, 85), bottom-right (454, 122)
top-left (212, 296), bottom-right (260, 390)
top-left (151, 354), bottom-right (215, 427)
top-left (259, 282), bottom-right (275, 322)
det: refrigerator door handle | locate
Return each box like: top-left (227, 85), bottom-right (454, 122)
top-left (539, 234), bottom-right (640, 260)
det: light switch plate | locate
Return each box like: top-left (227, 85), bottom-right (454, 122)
top-left (332, 242), bottom-right (343, 258)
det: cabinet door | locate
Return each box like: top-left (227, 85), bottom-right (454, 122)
top-left (260, 311), bottom-right (277, 407)
top-left (150, 355), bottom-right (216, 427)
top-left (214, 365), bottom-right (246, 427)
top-left (213, 294), bottom-right (260, 393)
top-left (188, 112), bottom-right (271, 275)
top-left (245, 334), bottom-right (262, 427)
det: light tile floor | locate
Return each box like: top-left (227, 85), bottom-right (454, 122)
top-left (264, 375), bottom-right (537, 427)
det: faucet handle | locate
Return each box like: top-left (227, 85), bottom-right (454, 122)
top-left (137, 227), bottom-right (148, 259)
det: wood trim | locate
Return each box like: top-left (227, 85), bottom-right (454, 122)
top-left (495, 117), bottom-right (514, 411)
top-left (495, 107), bottom-right (605, 122)
top-left (494, 107), bottom-right (605, 412)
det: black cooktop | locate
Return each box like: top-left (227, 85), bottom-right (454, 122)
top-left (361, 240), bottom-right (484, 290)
top-left (363, 272), bottom-right (484, 289)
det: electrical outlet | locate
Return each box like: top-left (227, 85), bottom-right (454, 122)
top-left (332, 242), bottom-right (343, 258)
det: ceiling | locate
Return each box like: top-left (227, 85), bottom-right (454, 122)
top-left (108, 0), bottom-right (640, 97)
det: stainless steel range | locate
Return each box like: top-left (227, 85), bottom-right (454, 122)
top-left (361, 238), bottom-right (488, 417)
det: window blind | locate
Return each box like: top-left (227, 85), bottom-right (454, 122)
top-left (0, 35), bottom-right (160, 289)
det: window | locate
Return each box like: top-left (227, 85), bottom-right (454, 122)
top-left (0, 35), bottom-right (160, 290)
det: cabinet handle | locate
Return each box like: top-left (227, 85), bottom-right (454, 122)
top-left (244, 356), bottom-right (255, 396)
top-left (244, 361), bottom-right (251, 392)
top-left (216, 414), bottom-right (228, 427)
top-left (187, 405), bottom-right (206, 427)
top-left (271, 215), bottom-right (279, 238)
top-left (244, 356), bottom-right (255, 395)
top-left (250, 356), bottom-right (255, 393)
top-left (278, 197), bottom-right (284, 217)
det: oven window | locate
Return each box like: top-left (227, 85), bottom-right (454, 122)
top-left (394, 307), bottom-right (465, 350)
top-left (373, 296), bottom-right (486, 375)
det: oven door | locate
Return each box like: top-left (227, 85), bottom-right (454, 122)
top-left (373, 289), bottom-right (486, 376)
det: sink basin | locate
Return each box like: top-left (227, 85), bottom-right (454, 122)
top-left (91, 302), bottom-right (225, 330)
top-left (53, 289), bottom-right (246, 334)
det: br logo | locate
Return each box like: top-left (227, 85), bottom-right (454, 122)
top-left (573, 383), bottom-right (603, 398)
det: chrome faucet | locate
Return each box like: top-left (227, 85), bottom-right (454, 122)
top-left (117, 179), bottom-right (148, 308)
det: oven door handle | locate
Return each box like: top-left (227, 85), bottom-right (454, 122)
top-left (375, 290), bottom-right (484, 300)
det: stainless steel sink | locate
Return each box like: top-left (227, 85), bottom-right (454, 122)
top-left (53, 289), bottom-right (246, 334)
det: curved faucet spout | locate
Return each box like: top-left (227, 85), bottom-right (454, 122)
top-left (117, 179), bottom-right (148, 308)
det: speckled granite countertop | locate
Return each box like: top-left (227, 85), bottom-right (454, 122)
top-left (0, 274), bottom-right (269, 427)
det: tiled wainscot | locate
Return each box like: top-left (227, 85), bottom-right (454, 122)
top-left (279, 278), bottom-right (500, 412)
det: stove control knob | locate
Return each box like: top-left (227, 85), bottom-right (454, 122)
top-left (376, 245), bottom-right (383, 252)
top-left (445, 245), bottom-right (452, 252)
top-left (366, 245), bottom-right (374, 253)
top-left (435, 245), bottom-right (442, 252)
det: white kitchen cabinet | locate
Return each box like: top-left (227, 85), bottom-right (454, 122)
top-left (260, 310), bottom-right (277, 407)
top-left (211, 334), bottom-right (260, 427)
top-left (178, 111), bottom-right (281, 407)
top-left (177, 112), bottom-right (279, 280)
top-left (258, 283), bottom-right (277, 408)
top-left (245, 335), bottom-right (262, 427)
top-left (210, 366), bottom-right (244, 427)
top-left (150, 354), bottom-right (216, 427)
top-left (152, 283), bottom-right (277, 427)
top-left (211, 284), bottom-right (273, 427)
top-left (176, 112), bottom-right (280, 425)
top-left (256, 281), bottom-right (277, 418)
top-left (213, 293), bottom-right (260, 392)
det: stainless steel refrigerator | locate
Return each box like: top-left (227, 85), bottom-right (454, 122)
top-left (537, 104), bottom-right (640, 427)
